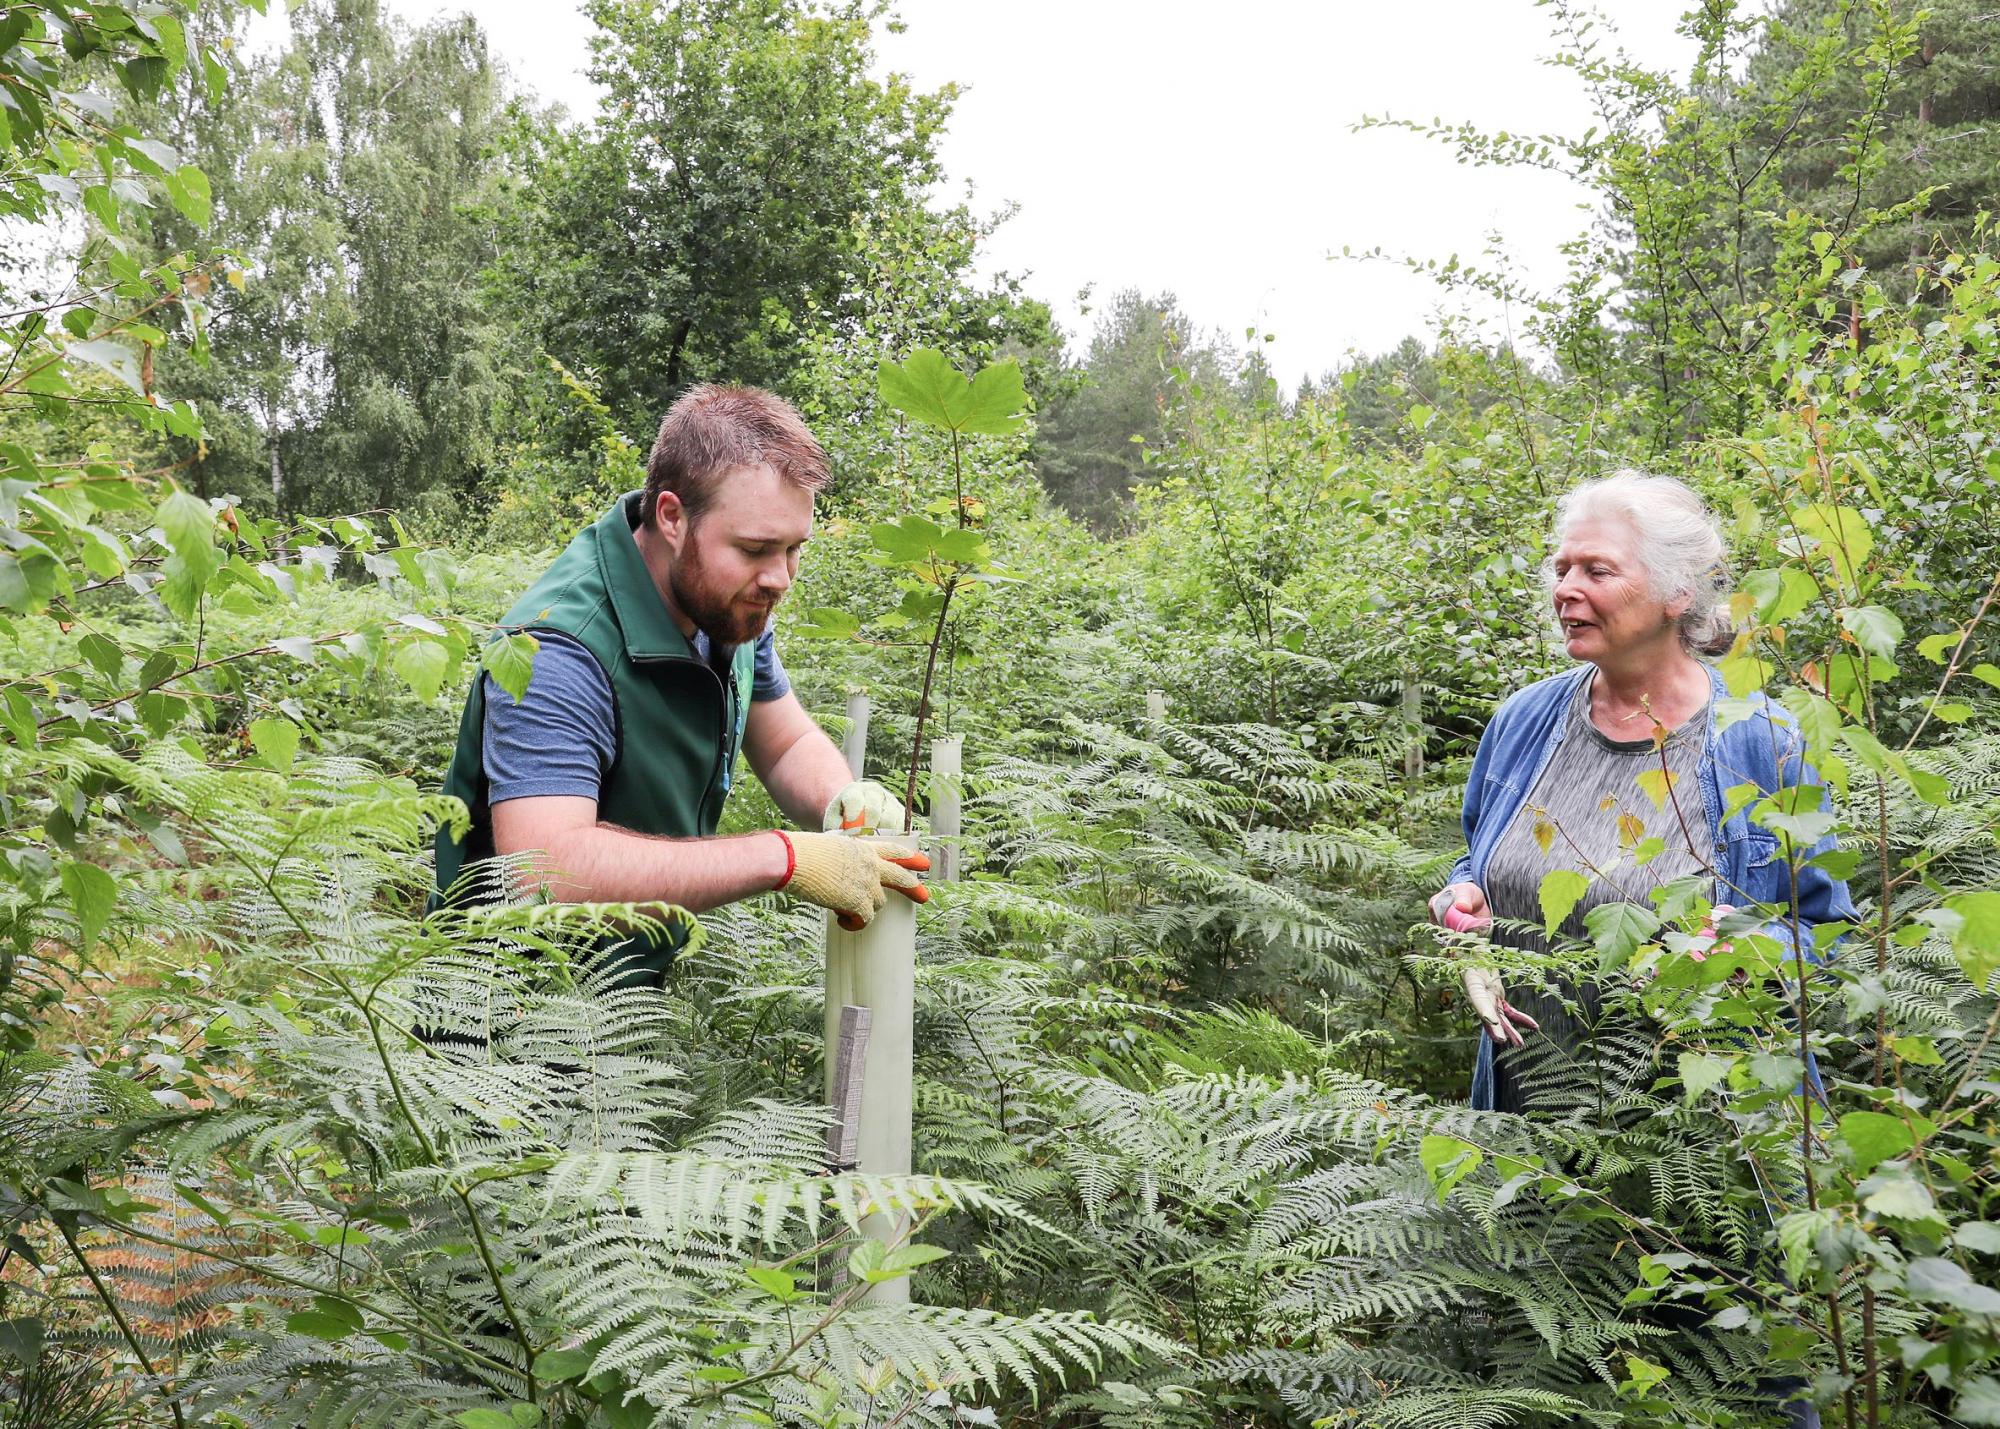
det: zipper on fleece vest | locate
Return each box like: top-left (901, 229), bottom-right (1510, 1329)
top-left (629, 650), bottom-right (736, 834)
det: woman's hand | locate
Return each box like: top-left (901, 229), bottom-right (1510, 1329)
top-left (1428, 882), bottom-right (1492, 929)
top-left (1690, 903), bottom-right (1735, 962)
top-left (1428, 883), bottom-right (1538, 1046)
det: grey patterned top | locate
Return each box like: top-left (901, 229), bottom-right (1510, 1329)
top-left (1481, 671), bottom-right (1712, 1112)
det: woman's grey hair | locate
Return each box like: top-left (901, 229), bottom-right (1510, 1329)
top-left (1550, 470), bottom-right (1736, 657)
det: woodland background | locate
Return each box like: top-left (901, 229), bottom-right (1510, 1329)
top-left (3, 1), bottom-right (2000, 1426)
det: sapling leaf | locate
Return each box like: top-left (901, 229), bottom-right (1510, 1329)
top-left (157, 488), bottom-right (212, 551)
top-left (933, 527), bottom-right (990, 564)
top-left (1719, 645), bottom-right (1774, 697)
top-left (392, 639), bottom-right (450, 702)
top-left (1748, 1051), bottom-right (1798, 1090)
top-left (743, 1266), bottom-right (800, 1302)
top-left (455, 1412), bottom-right (523, 1429)
top-left (481, 632), bottom-right (539, 705)
top-left (1750, 786), bottom-right (1836, 845)
top-left (1538, 868), bottom-right (1589, 934)
top-left (167, 163), bottom-right (210, 227)
top-left (1418, 1134), bottom-right (1481, 1205)
top-left (1677, 1051), bottom-right (1733, 1104)
top-left (1837, 1111), bottom-right (1913, 1174)
top-left (847, 1238), bottom-right (886, 1283)
top-left (1887, 1033), bottom-right (1944, 1066)
top-left (1862, 1174), bottom-right (1937, 1222)
top-left (1840, 604), bottom-right (1903, 659)
top-left (1942, 890), bottom-right (2000, 990)
top-left (286, 1310), bottom-right (357, 1341)
top-left (1955, 1222), bottom-right (2000, 1254)
top-left (531, 1347), bottom-right (593, 1382)
top-left (794, 607), bottom-right (861, 639)
top-left (869, 515), bottom-right (943, 565)
top-left (1777, 1210), bottom-right (1830, 1281)
top-left (68, 338), bottom-right (145, 395)
top-left (877, 348), bottom-right (960, 430)
top-left (1916, 630), bottom-right (1958, 664)
top-left (1742, 566), bottom-right (1816, 625)
top-left (59, 859), bottom-right (116, 954)
top-left (956, 359), bottom-right (1028, 435)
top-left (309, 1295), bottom-right (364, 1332)
top-left (1584, 900), bottom-right (1659, 964)
top-left (0, 1317), bottom-right (44, 1366)
top-left (77, 631), bottom-right (123, 682)
top-left (877, 348), bottom-right (1027, 435)
top-left (1619, 1354), bottom-right (1670, 1399)
top-left (1634, 768), bottom-right (1678, 810)
top-left (1792, 503), bottom-right (1873, 595)
top-left (1778, 687), bottom-right (1841, 750)
top-left (248, 716), bottom-right (300, 775)
top-left (880, 1243), bottom-right (949, 1276)
top-left (1905, 1257), bottom-right (2000, 1313)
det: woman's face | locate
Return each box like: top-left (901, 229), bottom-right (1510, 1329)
top-left (1550, 515), bottom-right (1682, 664)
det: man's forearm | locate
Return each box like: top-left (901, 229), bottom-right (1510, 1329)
top-left (517, 823), bottom-right (790, 913)
top-left (758, 727), bottom-right (855, 829)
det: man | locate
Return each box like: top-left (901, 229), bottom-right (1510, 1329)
top-left (434, 384), bottom-right (928, 981)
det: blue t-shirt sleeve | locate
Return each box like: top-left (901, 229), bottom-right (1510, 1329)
top-left (753, 624), bottom-right (790, 702)
top-left (482, 631), bottom-right (618, 804)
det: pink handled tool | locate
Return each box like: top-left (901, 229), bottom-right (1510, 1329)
top-left (1442, 905), bottom-right (1491, 934)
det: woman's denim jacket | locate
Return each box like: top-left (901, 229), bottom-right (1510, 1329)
top-left (1458, 663), bottom-right (1857, 1110)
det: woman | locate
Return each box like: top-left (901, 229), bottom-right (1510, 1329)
top-left (1430, 470), bottom-right (1855, 1114)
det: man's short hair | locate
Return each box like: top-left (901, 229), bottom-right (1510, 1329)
top-left (643, 384), bottom-right (829, 525)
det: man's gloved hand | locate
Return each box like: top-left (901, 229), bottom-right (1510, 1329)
top-left (776, 830), bottom-right (930, 931)
top-left (1461, 965), bottom-right (1539, 1048)
top-left (822, 779), bottom-right (908, 834)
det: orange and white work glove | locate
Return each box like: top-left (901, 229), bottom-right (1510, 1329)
top-left (822, 779), bottom-right (907, 834)
top-left (774, 830), bottom-right (930, 931)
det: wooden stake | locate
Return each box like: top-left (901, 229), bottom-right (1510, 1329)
top-left (825, 1004), bottom-right (871, 1173)
top-left (1401, 673), bottom-right (1423, 782)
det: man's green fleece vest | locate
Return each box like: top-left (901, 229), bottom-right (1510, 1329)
top-left (433, 491), bottom-right (755, 980)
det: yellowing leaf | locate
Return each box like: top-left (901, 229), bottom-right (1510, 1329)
top-left (1617, 811), bottom-right (1646, 848)
top-left (1532, 818), bottom-right (1554, 855)
top-left (1635, 768), bottom-right (1679, 811)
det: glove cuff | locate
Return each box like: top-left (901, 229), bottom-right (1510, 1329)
top-left (771, 830), bottom-right (797, 891)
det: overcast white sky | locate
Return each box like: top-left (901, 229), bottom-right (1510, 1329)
top-left (350, 1), bottom-right (1699, 385)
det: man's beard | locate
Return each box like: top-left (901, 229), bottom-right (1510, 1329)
top-left (671, 542), bottom-right (770, 647)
